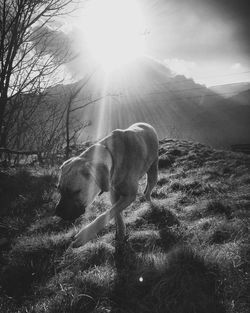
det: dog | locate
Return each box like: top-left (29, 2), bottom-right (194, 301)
top-left (55, 123), bottom-right (158, 247)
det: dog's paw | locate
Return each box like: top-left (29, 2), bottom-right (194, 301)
top-left (72, 232), bottom-right (88, 248)
top-left (71, 236), bottom-right (82, 248)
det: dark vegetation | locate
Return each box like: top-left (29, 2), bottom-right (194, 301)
top-left (0, 139), bottom-right (250, 313)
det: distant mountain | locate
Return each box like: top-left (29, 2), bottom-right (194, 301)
top-left (45, 57), bottom-right (250, 148)
top-left (209, 82), bottom-right (250, 98)
top-left (228, 89), bottom-right (250, 106)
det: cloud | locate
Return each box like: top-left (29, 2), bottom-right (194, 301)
top-left (204, 0), bottom-right (250, 56)
top-left (163, 58), bottom-right (197, 78)
top-left (30, 25), bottom-right (76, 63)
top-left (230, 63), bottom-right (243, 71)
top-left (29, 25), bottom-right (95, 80)
top-left (149, 0), bottom-right (250, 63)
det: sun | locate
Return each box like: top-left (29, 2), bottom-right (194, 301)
top-left (83, 0), bottom-right (146, 72)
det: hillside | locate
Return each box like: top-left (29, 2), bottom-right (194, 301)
top-left (0, 139), bottom-right (250, 313)
top-left (209, 82), bottom-right (250, 98)
top-left (11, 58), bottom-right (250, 153)
top-left (228, 89), bottom-right (250, 106)
top-left (47, 58), bottom-right (250, 148)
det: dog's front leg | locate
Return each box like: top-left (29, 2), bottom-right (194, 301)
top-left (72, 195), bottom-right (135, 248)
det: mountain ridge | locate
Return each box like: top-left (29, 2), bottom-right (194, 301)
top-left (209, 82), bottom-right (250, 98)
top-left (20, 57), bottom-right (250, 149)
top-left (59, 58), bottom-right (250, 147)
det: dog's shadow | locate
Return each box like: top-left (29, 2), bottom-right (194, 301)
top-left (111, 236), bottom-right (225, 313)
top-left (113, 234), bottom-right (137, 272)
top-left (112, 235), bottom-right (139, 310)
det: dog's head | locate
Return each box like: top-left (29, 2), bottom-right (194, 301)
top-left (55, 157), bottom-right (109, 221)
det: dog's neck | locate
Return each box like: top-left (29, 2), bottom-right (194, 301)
top-left (82, 143), bottom-right (113, 174)
top-left (99, 144), bottom-right (113, 174)
top-left (97, 144), bottom-right (113, 174)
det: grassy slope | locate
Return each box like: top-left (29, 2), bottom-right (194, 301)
top-left (0, 139), bottom-right (249, 313)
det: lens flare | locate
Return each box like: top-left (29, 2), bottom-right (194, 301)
top-left (83, 0), bottom-right (146, 72)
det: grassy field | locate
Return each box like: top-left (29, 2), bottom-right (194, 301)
top-left (0, 139), bottom-right (249, 313)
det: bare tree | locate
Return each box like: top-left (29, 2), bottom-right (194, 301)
top-left (0, 0), bottom-right (76, 150)
top-left (63, 69), bottom-right (107, 159)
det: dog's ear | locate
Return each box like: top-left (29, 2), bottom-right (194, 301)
top-left (94, 163), bottom-right (110, 193)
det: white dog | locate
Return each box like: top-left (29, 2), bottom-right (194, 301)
top-left (56, 123), bottom-right (158, 247)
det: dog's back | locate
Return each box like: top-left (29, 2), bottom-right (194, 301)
top-left (100, 122), bottom-right (158, 186)
top-left (126, 122), bottom-right (158, 154)
top-left (122, 122), bottom-right (158, 169)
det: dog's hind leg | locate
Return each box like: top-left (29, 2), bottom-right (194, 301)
top-left (115, 212), bottom-right (126, 240)
top-left (144, 158), bottom-right (158, 201)
top-left (111, 190), bottom-right (126, 240)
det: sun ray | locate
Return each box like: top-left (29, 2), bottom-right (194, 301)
top-left (82, 0), bottom-right (146, 73)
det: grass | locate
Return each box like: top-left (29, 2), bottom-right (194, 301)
top-left (0, 139), bottom-right (250, 313)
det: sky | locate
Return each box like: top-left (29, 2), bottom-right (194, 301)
top-left (142, 0), bottom-right (250, 85)
top-left (38, 0), bottom-right (250, 86)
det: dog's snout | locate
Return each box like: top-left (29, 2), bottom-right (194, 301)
top-left (55, 198), bottom-right (85, 221)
